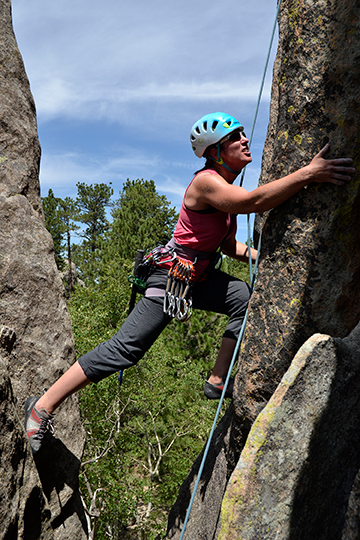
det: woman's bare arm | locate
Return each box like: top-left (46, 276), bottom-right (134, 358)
top-left (191, 145), bottom-right (355, 215)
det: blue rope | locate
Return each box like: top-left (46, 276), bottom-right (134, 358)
top-left (178, 1), bottom-right (281, 537)
top-left (178, 236), bottom-right (262, 540)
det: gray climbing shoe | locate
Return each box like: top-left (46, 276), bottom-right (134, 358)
top-left (24, 396), bottom-right (54, 455)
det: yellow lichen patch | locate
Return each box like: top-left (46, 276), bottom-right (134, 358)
top-left (290, 298), bottom-right (302, 309)
top-left (294, 134), bottom-right (302, 145)
top-left (288, 105), bottom-right (295, 114)
top-left (277, 130), bottom-right (289, 141)
top-left (279, 74), bottom-right (287, 86)
top-left (0, 156), bottom-right (8, 164)
top-left (288, 3), bottom-right (300, 29)
top-left (337, 114), bottom-right (345, 128)
top-left (241, 401), bottom-right (281, 462)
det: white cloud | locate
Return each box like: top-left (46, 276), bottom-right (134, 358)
top-left (12, 0), bottom-right (277, 123)
top-left (11, 0), bottom-right (279, 244)
top-left (31, 79), bottom-right (271, 123)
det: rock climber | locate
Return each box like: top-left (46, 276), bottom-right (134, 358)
top-left (25, 111), bottom-right (355, 455)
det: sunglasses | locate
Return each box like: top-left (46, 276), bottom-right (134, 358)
top-left (221, 129), bottom-right (246, 144)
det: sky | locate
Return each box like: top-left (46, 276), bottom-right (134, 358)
top-left (11, 0), bottom-right (279, 244)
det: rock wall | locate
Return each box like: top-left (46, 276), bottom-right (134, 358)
top-left (236, 0), bottom-right (360, 423)
top-left (0, 1), bottom-right (87, 538)
top-left (167, 0), bottom-right (360, 538)
top-left (220, 324), bottom-right (360, 539)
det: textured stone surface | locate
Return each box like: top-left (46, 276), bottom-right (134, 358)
top-left (237, 0), bottom-right (360, 423)
top-left (167, 0), bottom-right (360, 537)
top-left (0, 1), bottom-right (87, 538)
top-left (219, 325), bottom-right (360, 539)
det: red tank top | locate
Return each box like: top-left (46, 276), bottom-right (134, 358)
top-left (172, 170), bottom-right (236, 280)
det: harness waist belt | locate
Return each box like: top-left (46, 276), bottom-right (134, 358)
top-left (165, 238), bottom-right (214, 262)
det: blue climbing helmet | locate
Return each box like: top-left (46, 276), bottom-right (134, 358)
top-left (190, 112), bottom-right (243, 158)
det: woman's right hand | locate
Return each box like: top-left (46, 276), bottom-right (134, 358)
top-left (306, 143), bottom-right (356, 185)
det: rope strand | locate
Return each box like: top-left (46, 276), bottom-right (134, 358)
top-left (178, 1), bottom-right (281, 537)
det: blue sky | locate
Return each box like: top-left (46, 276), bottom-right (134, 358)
top-left (11, 0), bottom-right (278, 244)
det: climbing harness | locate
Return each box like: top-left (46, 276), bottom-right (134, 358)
top-left (129, 245), bottom-right (195, 321)
top-left (163, 257), bottom-right (195, 321)
top-left (138, 245), bottom-right (196, 321)
top-left (127, 215), bottom-right (234, 327)
top-left (178, 1), bottom-right (281, 538)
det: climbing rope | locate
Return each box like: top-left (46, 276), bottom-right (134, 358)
top-left (178, 1), bottom-right (281, 537)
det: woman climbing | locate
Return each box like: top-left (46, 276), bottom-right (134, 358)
top-left (25, 112), bottom-right (355, 455)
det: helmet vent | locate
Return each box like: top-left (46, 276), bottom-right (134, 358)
top-left (195, 126), bottom-right (201, 135)
top-left (203, 121), bottom-right (207, 132)
top-left (211, 120), bottom-right (219, 132)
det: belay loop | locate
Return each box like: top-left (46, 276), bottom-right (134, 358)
top-left (163, 257), bottom-right (195, 322)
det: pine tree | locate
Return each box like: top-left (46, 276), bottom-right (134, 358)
top-left (103, 179), bottom-right (178, 264)
top-left (71, 182), bottom-right (114, 283)
top-left (42, 189), bottom-right (65, 269)
top-left (59, 197), bottom-right (80, 296)
top-left (75, 182), bottom-right (114, 251)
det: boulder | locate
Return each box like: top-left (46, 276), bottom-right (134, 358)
top-left (220, 324), bottom-right (360, 539)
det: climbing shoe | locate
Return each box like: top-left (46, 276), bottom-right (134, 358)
top-left (24, 396), bottom-right (54, 455)
top-left (204, 377), bottom-right (234, 400)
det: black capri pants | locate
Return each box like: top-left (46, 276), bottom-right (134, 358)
top-left (78, 266), bottom-right (250, 383)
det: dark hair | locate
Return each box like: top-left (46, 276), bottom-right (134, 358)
top-left (194, 144), bottom-right (218, 174)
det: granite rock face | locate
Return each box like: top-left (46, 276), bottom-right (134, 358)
top-left (236, 0), bottom-right (360, 424)
top-left (167, 0), bottom-right (360, 538)
top-left (0, 1), bottom-right (87, 538)
top-left (220, 324), bottom-right (360, 539)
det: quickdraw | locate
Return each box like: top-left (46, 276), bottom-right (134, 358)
top-left (142, 245), bottom-right (177, 266)
top-left (163, 257), bottom-right (195, 322)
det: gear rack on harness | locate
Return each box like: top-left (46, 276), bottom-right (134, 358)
top-left (131, 245), bottom-right (195, 322)
top-left (163, 257), bottom-right (195, 321)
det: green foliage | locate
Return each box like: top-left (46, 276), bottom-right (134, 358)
top-left (225, 256), bottom-right (251, 284)
top-left (45, 178), bottom-right (252, 539)
top-left (42, 189), bottom-right (66, 269)
top-left (103, 179), bottom-right (178, 263)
